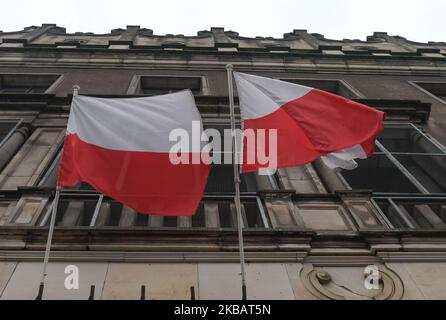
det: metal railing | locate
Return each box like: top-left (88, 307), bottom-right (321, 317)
top-left (39, 191), bottom-right (271, 229)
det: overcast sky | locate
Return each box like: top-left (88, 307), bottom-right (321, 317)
top-left (1, 0), bottom-right (445, 43)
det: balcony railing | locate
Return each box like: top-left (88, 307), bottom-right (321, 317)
top-left (372, 196), bottom-right (446, 229)
top-left (38, 191), bottom-right (271, 229)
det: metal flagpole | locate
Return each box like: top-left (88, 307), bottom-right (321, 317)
top-left (225, 64), bottom-right (247, 300)
top-left (36, 85), bottom-right (80, 300)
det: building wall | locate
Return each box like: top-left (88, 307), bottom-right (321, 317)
top-left (0, 25), bottom-right (445, 300)
top-left (1, 261), bottom-right (445, 300)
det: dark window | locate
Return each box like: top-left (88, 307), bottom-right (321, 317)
top-left (0, 74), bottom-right (60, 94)
top-left (0, 121), bottom-right (21, 144)
top-left (412, 82), bottom-right (446, 103)
top-left (280, 78), bottom-right (361, 98)
top-left (374, 197), bottom-right (446, 229)
top-left (339, 124), bottom-right (446, 194)
top-left (130, 75), bottom-right (206, 95)
top-left (341, 154), bottom-right (421, 193)
top-left (205, 164), bottom-right (269, 193)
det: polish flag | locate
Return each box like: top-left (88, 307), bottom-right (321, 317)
top-left (57, 91), bottom-right (210, 216)
top-left (234, 72), bottom-right (385, 172)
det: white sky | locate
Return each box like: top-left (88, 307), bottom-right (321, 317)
top-left (1, 0), bottom-right (445, 43)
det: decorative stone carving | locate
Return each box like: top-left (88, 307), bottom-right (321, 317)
top-left (300, 264), bottom-right (404, 300)
top-left (295, 202), bottom-right (355, 231)
top-left (261, 192), bottom-right (304, 228)
top-left (6, 196), bottom-right (48, 226)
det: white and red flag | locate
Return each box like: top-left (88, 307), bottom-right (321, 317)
top-left (234, 72), bottom-right (386, 172)
top-left (57, 91), bottom-right (210, 216)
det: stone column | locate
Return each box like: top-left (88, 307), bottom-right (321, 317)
top-left (148, 215), bottom-right (163, 227)
top-left (313, 159), bottom-right (346, 192)
top-left (0, 127), bottom-right (29, 172)
top-left (119, 206), bottom-right (137, 227)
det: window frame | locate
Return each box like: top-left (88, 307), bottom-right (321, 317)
top-left (0, 119), bottom-right (24, 148)
top-left (408, 80), bottom-right (446, 105)
top-left (0, 73), bottom-right (64, 94)
top-left (126, 74), bottom-right (210, 96)
top-left (278, 77), bottom-right (365, 99)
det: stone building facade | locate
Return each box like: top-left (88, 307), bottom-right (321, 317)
top-left (0, 24), bottom-right (445, 299)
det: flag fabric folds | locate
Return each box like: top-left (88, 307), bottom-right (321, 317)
top-left (57, 91), bottom-right (210, 216)
top-left (234, 72), bottom-right (386, 172)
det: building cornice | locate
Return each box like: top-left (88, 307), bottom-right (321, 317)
top-left (1, 227), bottom-right (446, 263)
top-left (1, 25), bottom-right (446, 75)
top-left (0, 49), bottom-right (445, 76)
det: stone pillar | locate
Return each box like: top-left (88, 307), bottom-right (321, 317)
top-left (313, 159), bottom-right (346, 192)
top-left (0, 127), bottom-right (29, 172)
top-left (119, 206), bottom-right (137, 227)
top-left (95, 202), bottom-right (111, 226)
top-left (178, 216), bottom-right (192, 228)
top-left (148, 215), bottom-right (163, 227)
top-left (204, 203), bottom-right (220, 228)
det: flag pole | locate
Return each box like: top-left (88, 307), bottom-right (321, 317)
top-left (36, 85), bottom-right (80, 300)
top-left (225, 64), bottom-right (247, 300)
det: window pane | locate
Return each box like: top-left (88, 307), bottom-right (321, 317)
top-left (395, 154), bottom-right (446, 193)
top-left (0, 74), bottom-right (60, 93)
top-left (139, 76), bottom-right (202, 95)
top-left (340, 154), bottom-right (421, 193)
top-left (413, 82), bottom-right (446, 102)
top-left (205, 165), bottom-right (275, 192)
top-left (0, 122), bottom-right (18, 143)
top-left (243, 199), bottom-right (265, 228)
top-left (280, 78), bottom-right (358, 98)
top-left (378, 125), bottom-right (443, 154)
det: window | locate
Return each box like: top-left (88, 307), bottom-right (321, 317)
top-left (410, 81), bottom-right (446, 104)
top-left (0, 74), bottom-right (61, 94)
top-left (373, 197), bottom-right (446, 229)
top-left (127, 75), bottom-right (209, 95)
top-left (279, 78), bottom-right (363, 99)
top-left (339, 124), bottom-right (446, 194)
